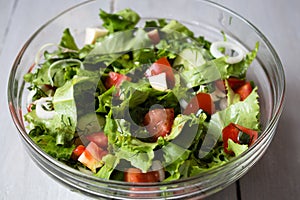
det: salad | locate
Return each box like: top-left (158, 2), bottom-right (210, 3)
top-left (24, 8), bottom-right (260, 183)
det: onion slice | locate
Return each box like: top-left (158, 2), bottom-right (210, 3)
top-left (47, 58), bottom-right (84, 86)
top-left (35, 97), bottom-right (56, 120)
top-left (34, 43), bottom-right (78, 65)
top-left (210, 41), bottom-right (245, 64)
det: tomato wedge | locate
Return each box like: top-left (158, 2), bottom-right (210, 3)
top-left (145, 57), bottom-right (175, 88)
top-left (105, 71), bottom-right (131, 89)
top-left (227, 77), bottom-right (246, 91)
top-left (183, 92), bottom-right (215, 115)
top-left (222, 123), bottom-right (240, 154)
top-left (215, 78), bottom-right (252, 101)
top-left (124, 168), bottom-right (160, 183)
top-left (235, 124), bottom-right (258, 146)
top-left (71, 145), bottom-right (85, 160)
top-left (236, 82), bottom-right (253, 101)
top-left (143, 108), bottom-right (174, 141)
top-left (222, 123), bottom-right (258, 154)
top-left (215, 77), bottom-right (246, 92)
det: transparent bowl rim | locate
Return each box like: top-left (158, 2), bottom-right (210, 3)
top-left (7, 0), bottom-right (286, 187)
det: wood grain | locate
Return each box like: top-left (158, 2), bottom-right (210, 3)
top-left (215, 0), bottom-right (300, 199)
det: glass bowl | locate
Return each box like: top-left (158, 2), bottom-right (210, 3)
top-left (8, 0), bottom-right (285, 199)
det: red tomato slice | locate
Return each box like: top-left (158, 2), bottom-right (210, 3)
top-left (85, 132), bottom-right (108, 149)
top-left (235, 124), bottom-right (258, 146)
top-left (215, 77), bottom-right (246, 92)
top-left (235, 82), bottom-right (252, 101)
top-left (228, 78), bottom-right (247, 91)
top-left (222, 123), bottom-right (258, 154)
top-left (124, 168), bottom-right (160, 183)
top-left (105, 71), bottom-right (131, 89)
top-left (71, 145), bottom-right (85, 160)
top-left (143, 108), bottom-right (174, 141)
top-left (222, 123), bottom-right (240, 154)
top-left (183, 92), bottom-right (215, 115)
top-left (145, 57), bottom-right (175, 88)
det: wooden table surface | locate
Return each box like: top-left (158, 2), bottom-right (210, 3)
top-left (0, 0), bottom-right (299, 199)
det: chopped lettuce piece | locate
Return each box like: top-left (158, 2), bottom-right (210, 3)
top-left (226, 80), bottom-right (241, 106)
top-left (223, 42), bottom-right (259, 79)
top-left (99, 8), bottom-right (140, 33)
top-left (227, 139), bottom-right (248, 156)
top-left (161, 20), bottom-right (194, 38)
top-left (174, 48), bottom-right (223, 87)
top-left (95, 154), bottom-right (120, 179)
top-left (30, 134), bottom-right (75, 161)
top-left (83, 28), bottom-right (152, 70)
top-left (198, 87), bottom-right (259, 158)
top-left (24, 8), bottom-right (261, 182)
top-left (162, 141), bottom-right (191, 181)
top-left (59, 28), bottom-right (79, 50)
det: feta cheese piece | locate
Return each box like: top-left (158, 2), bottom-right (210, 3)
top-left (84, 28), bottom-right (108, 44)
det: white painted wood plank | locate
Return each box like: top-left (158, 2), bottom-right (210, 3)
top-left (0, 0), bottom-right (16, 55)
top-left (215, 0), bottom-right (300, 199)
top-left (0, 1), bottom-right (105, 199)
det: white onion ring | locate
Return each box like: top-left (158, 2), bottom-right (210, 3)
top-left (48, 59), bottom-right (84, 86)
top-left (35, 43), bottom-right (79, 65)
top-left (35, 97), bottom-right (56, 120)
top-left (210, 41), bottom-right (245, 64)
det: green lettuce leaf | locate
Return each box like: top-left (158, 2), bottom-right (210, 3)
top-left (26, 110), bottom-right (74, 146)
top-left (190, 146), bottom-right (229, 176)
top-left (110, 79), bottom-right (180, 125)
top-left (31, 135), bottom-right (75, 161)
top-left (227, 139), bottom-right (248, 156)
top-left (198, 87), bottom-right (260, 158)
top-left (103, 111), bottom-right (157, 173)
top-left (96, 86), bottom-right (115, 114)
top-left (215, 87), bottom-right (260, 130)
top-left (99, 8), bottom-right (140, 33)
top-left (59, 28), bottom-right (79, 50)
top-left (30, 135), bottom-right (75, 161)
top-left (165, 114), bottom-right (203, 141)
top-left (83, 28), bottom-right (152, 70)
top-left (227, 42), bottom-right (259, 79)
top-left (26, 75), bottom-right (98, 147)
top-left (162, 141), bottom-right (191, 181)
top-left (114, 138), bottom-right (157, 173)
top-left (95, 154), bottom-right (120, 179)
top-left (226, 80), bottom-right (241, 106)
top-left (53, 77), bottom-right (92, 136)
top-left (174, 48), bottom-right (223, 88)
top-left (161, 20), bottom-right (194, 38)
